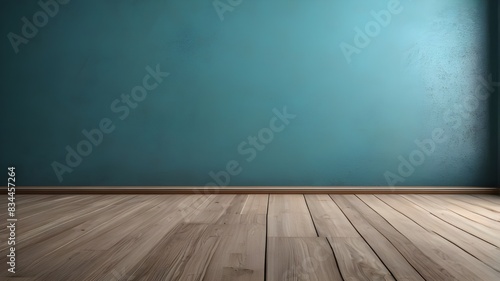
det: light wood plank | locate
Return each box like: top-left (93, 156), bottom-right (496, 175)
top-left (203, 224), bottom-right (266, 281)
top-left (16, 195), bottom-right (196, 278)
top-left (332, 195), bottom-right (426, 281)
top-left (359, 195), bottom-right (500, 281)
top-left (122, 223), bottom-right (221, 281)
top-left (454, 195), bottom-right (500, 213)
top-left (15, 195), bottom-right (113, 233)
top-left (46, 195), bottom-right (224, 280)
top-left (1, 195), bottom-right (134, 252)
top-left (305, 194), bottom-right (359, 237)
top-left (75, 195), bottom-right (215, 281)
top-left (0, 194), bottom-right (56, 222)
top-left (120, 195), bottom-right (236, 280)
top-left (378, 194), bottom-right (500, 271)
top-left (342, 195), bottom-right (457, 281)
top-left (472, 194), bottom-right (500, 205)
top-left (9, 195), bottom-right (56, 209)
top-left (216, 194), bottom-right (267, 225)
top-left (185, 194), bottom-right (236, 224)
top-left (439, 195), bottom-right (500, 221)
top-left (268, 195), bottom-right (317, 237)
top-left (202, 195), bottom-right (267, 280)
top-left (3, 193), bottom-right (499, 281)
top-left (402, 195), bottom-right (500, 247)
top-left (415, 195), bottom-right (500, 231)
top-left (267, 237), bottom-right (343, 281)
top-left (328, 237), bottom-right (395, 281)
top-left (240, 194), bottom-right (269, 215)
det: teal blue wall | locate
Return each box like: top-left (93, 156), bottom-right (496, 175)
top-left (0, 0), bottom-right (496, 186)
top-left (494, 0), bottom-right (500, 187)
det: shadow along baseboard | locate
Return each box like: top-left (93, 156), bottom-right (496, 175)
top-left (4, 186), bottom-right (499, 194)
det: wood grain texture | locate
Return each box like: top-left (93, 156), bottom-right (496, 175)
top-left (333, 195), bottom-right (457, 281)
top-left (328, 237), bottom-right (395, 281)
top-left (377, 194), bottom-right (500, 272)
top-left (472, 194), bottom-right (500, 205)
top-left (267, 195), bottom-right (317, 237)
top-left (438, 195), bottom-right (500, 221)
top-left (331, 195), bottom-right (426, 281)
top-left (359, 195), bottom-right (500, 281)
top-left (130, 223), bottom-right (220, 281)
top-left (204, 224), bottom-right (266, 281)
top-left (453, 195), bottom-right (500, 213)
top-left (2, 194), bottom-right (500, 281)
top-left (304, 194), bottom-right (359, 237)
top-left (414, 195), bottom-right (500, 230)
top-left (267, 237), bottom-right (343, 281)
top-left (240, 194), bottom-right (269, 215)
top-left (203, 194), bottom-right (267, 281)
top-left (23, 195), bottom-right (201, 280)
top-left (402, 195), bottom-right (500, 247)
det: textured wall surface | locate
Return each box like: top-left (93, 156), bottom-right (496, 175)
top-left (495, 0), bottom-right (500, 187)
top-left (0, 0), bottom-right (495, 186)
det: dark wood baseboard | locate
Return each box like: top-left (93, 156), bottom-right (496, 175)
top-left (6, 186), bottom-right (499, 194)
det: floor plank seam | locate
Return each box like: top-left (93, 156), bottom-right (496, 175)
top-left (351, 195), bottom-right (430, 281)
top-left (375, 195), bottom-right (500, 277)
top-left (323, 229), bottom-right (346, 281)
top-left (394, 194), bottom-right (499, 248)
top-left (432, 230), bottom-right (500, 273)
top-left (441, 197), bottom-right (498, 221)
top-left (264, 194), bottom-right (270, 281)
top-left (303, 195), bottom-right (320, 237)
top-left (330, 195), bottom-right (399, 281)
top-left (428, 212), bottom-right (499, 248)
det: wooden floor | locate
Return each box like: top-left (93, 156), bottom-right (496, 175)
top-left (1, 194), bottom-right (500, 281)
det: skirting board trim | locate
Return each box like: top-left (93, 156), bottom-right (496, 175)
top-left (6, 186), bottom-right (499, 194)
